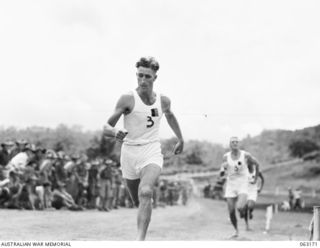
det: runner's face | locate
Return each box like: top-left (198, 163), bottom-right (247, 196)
top-left (136, 67), bottom-right (156, 91)
top-left (229, 139), bottom-right (239, 150)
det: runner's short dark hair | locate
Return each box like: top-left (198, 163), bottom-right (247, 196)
top-left (136, 57), bottom-right (160, 72)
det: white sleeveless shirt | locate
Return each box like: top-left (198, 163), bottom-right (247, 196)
top-left (123, 90), bottom-right (163, 146)
top-left (225, 150), bottom-right (249, 182)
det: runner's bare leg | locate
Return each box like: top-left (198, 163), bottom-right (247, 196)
top-left (136, 164), bottom-right (161, 241)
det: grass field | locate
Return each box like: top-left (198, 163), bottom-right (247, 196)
top-left (0, 159), bottom-right (317, 242)
top-left (0, 196), bottom-right (312, 241)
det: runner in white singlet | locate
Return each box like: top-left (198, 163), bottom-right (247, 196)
top-left (220, 136), bottom-right (260, 238)
top-left (102, 57), bottom-right (184, 241)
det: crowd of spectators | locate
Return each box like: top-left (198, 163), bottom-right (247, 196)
top-left (203, 177), bottom-right (226, 200)
top-left (0, 139), bottom-right (192, 211)
top-left (156, 179), bottom-right (192, 207)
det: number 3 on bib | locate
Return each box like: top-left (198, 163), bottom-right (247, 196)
top-left (146, 116), bottom-right (154, 128)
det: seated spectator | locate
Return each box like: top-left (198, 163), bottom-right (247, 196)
top-left (19, 173), bottom-right (41, 210)
top-left (0, 171), bottom-right (23, 209)
top-left (35, 180), bottom-right (53, 210)
top-left (280, 201), bottom-right (291, 211)
top-left (52, 181), bottom-right (82, 211)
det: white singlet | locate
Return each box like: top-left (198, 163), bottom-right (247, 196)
top-left (224, 150), bottom-right (249, 198)
top-left (121, 90), bottom-right (164, 180)
top-left (123, 90), bottom-right (163, 146)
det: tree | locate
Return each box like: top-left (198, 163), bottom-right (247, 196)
top-left (86, 135), bottom-right (116, 160)
top-left (185, 149), bottom-right (203, 165)
top-left (289, 139), bottom-right (319, 158)
top-left (184, 142), bottom-right (203, 165)
top-left (100, 136), bottom-right (116, 158)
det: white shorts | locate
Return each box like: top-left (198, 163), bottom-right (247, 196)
top-left (247, 183), bottom-right (258, 202)
top-left (120, 142), bottom-right (163, 180)
top-left (224, 179), bottom-right (248, 198)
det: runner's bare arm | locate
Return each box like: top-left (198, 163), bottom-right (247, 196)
top-left (219, 155), bottom-right (227, 177)
top-left (103, 94), bottom-right (133, 140)
top-left (161, 95), bottom-right (184, 154)
top-left (258, 172), bottom-right (265, 193)
top-left (246, 153), bottom-right (260, 183)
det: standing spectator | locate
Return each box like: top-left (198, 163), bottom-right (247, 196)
top-left (152, 179), bottom-right (160, 208)
top-left (112, 167), bottom-right (122, 209)
top-left (53, 152), bottom-right (68, 189)
top-left (288, 187), bottom-right (294, 210)
top-left (181, 183), bottom-right (189, 206)
top-left (98, 160), bottom-right (113, 211)
top-left (203, 182), bottom-right (212, 198)
top-left (118, 183), bottom-right (127, 207)
top-left (87, 160), bottom-right (99, 209)
top-left (159, 179), bottom-right (168, 206)
top-left (64, 155), bottom-right (78, 177)
top-left (167, 182), bottom-right (175, 206)
top-left (75, 158), bottom-right (89, 208)
top-left (65, 166), bottom-right (80, 205)
top-left (293, 187), bottom-right (303, 210)
top-left (43, 181), bottom-right (53, 209)
top-left (213, 177), bottom-right (226, 200)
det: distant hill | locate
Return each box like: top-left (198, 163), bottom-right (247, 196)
top-left (294, 124), bottom-right (320, 144)
top-left (161, 124), bottom-right (320, 173)
top-left (241, 124), bottom-right (320, 166)
top-left (263, 159), bottom-right (320, 192)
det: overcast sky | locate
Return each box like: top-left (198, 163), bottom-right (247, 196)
top-left (0, 0), bottom-right (319, 144)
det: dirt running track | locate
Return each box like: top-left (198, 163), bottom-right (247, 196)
top-left (0, 197), bottom-right (311, 241)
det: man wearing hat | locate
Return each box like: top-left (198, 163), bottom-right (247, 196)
top-left (64, 155), bottom-right (77, 176)
top-left (6, 141), bottom-right (30, 173)
top-left (0, 140), bottom-right (15, 167)
top-left (30, 145), bottom-right (47, 170)
top-left (10, 139), bottom-right (28, 159)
